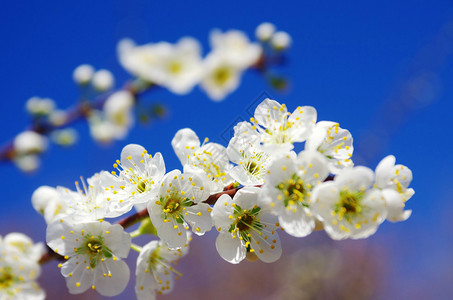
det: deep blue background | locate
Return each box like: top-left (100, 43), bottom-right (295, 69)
top-left (1, 1), bottom-right (453, 299)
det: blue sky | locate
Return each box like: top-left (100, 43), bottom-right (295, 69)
top-left (1, 0), bottom-right (453, 299)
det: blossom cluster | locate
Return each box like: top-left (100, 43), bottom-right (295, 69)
top-left (6, 22), bottom-right (290, 173)
top-left (0, 233), bottom-right (45, 299)
top-left (16, 97), bottom-right (414, 299)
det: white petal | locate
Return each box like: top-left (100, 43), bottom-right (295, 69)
top-left (287, 105), bottom-right (317, 142)
top-left (266, 154), bottom-right (297, 186)
top-left (234, 186), bottom-right (261, 210)
top-left (95, 259), bottom-right (130, 297)
top-left (120, 144), bottom-right (147, 172)
top-left (211, 194), bottom-right (235, 231)
top-left (254, 98), bottom-right (287, 128)
top-left (250, 223), bottom-right (282, 263)
top-left (156, 219), bottom-right (188, 249)
top-left (102, 223), bottom-right (131, 258)
top-left (278, 208), bottom-right (315, 237)
top-left (382, 189), bottom-right (412, 222)
top-left (297, 150), bottom-right (330, 184)
top-left (335, 166), bottom-right (374, 191)
top-left (215, 232), bottom-right (246, 264)
top-left (184, 204), bottom-right (213, 235)
top-left (375, 155), bottom-right (396, 188)
top-left (171, 128), bottom-right (200, 165)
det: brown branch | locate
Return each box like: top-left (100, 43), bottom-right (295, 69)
top-left (0, 80), bottom-right (155, 163)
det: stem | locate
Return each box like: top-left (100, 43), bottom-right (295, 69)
top-left (130, 230), bottom-right (141, 238)
top-left (130, 244), bottom-right (143, 253)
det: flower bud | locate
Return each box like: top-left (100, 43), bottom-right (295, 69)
top-left (92, 69), bottom-right (114, 91)
top-left (256, 22), bottom-right (276, 41)
top-left (73, 64), bottom-right (94, 85)
top-left (14, 131), bottom-right (48, 154)
top-left (271, 31), bottom-right (292, 50)
top-left (31, 185), bottom-right (60, 215)
top-left (50, 128), bottom-right (78, 146)
top-left (25, 97), bottom-right (55, 116)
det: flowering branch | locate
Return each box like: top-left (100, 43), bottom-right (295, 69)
top-left (0, 80), bottom-right (154, 163)
top-left (0, 23), bottom-right (291, 173)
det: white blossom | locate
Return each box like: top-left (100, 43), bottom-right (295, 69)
top-left (199, 29), bottom-right (261, 101)
top-left (249, 98), bottom-right (317, 154)
top-left (135, 238), bottom-right (190, 300)
top-left (13, 131), bottom-right (47, 155)
top-left (50, 128), bottom-right (78, 146)
top-left (118, 38), bottom-right (203, 94)
top-left (260, 150), bottom-right (329, 237)
top-left (88, 114), bottom-right (118, 144)
top-left (13, 154), bottom-right (41, 173)
top-left (311, 166), bottom-right (387, 240)
top-left (46, 218), bottom-right (131, 296)
top-left (199, 51), bottom-right (243, 101)
top-left (256, 22), bottom-right (276, 41)
top-left (2, 233), bottom-right (45, 267)
top-left (103, 90), bottom-right (135, 137)
top-left (25, 97), bottom-right (55, 116)
top-left (375, 155), bottom-right (413, 222)
top-left (305, 121), bottom-right (354, 174)
top-left (226, 121), bottom-right (270, 186)
top-left (0, 233), bottom-right (45, 299)
top-left (172, 128), bottom-right (232, 192)
top-left (212, 186), bottom-right (282, 264)
top-left (92, 69), bottom-right (114, 91)
top-left (101, 144), bottom-right (166, 213)
top-left (271, 31), bottom-right (292, 50)
top-left (56, 172), bottom-right (122, 221)
top-left (148, 170), bottom-right (212, 249)
top-left (209, 29), bottom-right (262, 70)
top-left (73, 64), bottom-right (94, 85)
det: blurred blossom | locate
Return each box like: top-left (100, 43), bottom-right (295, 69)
top-left (200, 30), bottom-right (262, 100)
top-left (209, 29), bottom-right (262, 70)
top-left (199, 53), bottom-right (243, 101)
top-left (92, 69), bottom-right (115, 91)
top-left (26, 97), bottom-right (55, 116)
top-left (72, 64), bottom-right (95, 85)
top-left (31, 185), bottom-right (63, 221)
top-left (0, 232), bottom-right (45, 299)
top-left (104, 90), bottom-right (135, 126)
top-left (118, 37), bottom-right (204, 95)
top-left (48, 109), bottom-right (67, 127)
top-left (50, 128), bottom-right (78, 146)
top-left (13, 153), bottom-right (40, 173)
top-left (256, 22), bottom-right (276, 41)
top-left (271, 31), bottom-right (292, 50)
top-left (14, 131), bottom-right (48, 154)
top-left (88, 114), bottom-right (119, 144)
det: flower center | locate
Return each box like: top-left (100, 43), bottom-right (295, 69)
top-left (213, 67), bottom-right (231, 86)
top-left (277, 174), bottom-right (309, 207)
top-left (87, 240), bottom-right (103, 255)
top-left (164, 198), bottom-right (182, 214)
top-left (79, 236), bottom-right (112, 268)
top-left (0, 268), bottom-right (14, 290)
top-left (137, 180), bottom-right (147, 193)
top-left (246, 161), bottom-right (258, 174)
top-left (168, 61), bottom-right (182, 74)
top-left (236, 213), bottom-right (255, 232)
top-left (335, 190), bottom-right (364, 221)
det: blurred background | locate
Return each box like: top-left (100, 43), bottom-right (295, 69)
top-left (1, 0), bottom-right (452, 299)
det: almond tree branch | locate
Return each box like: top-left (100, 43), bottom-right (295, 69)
top-left (0, 79), bottom-right (156, 162)
top-left (39, 174), bottom-right (335, 265)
